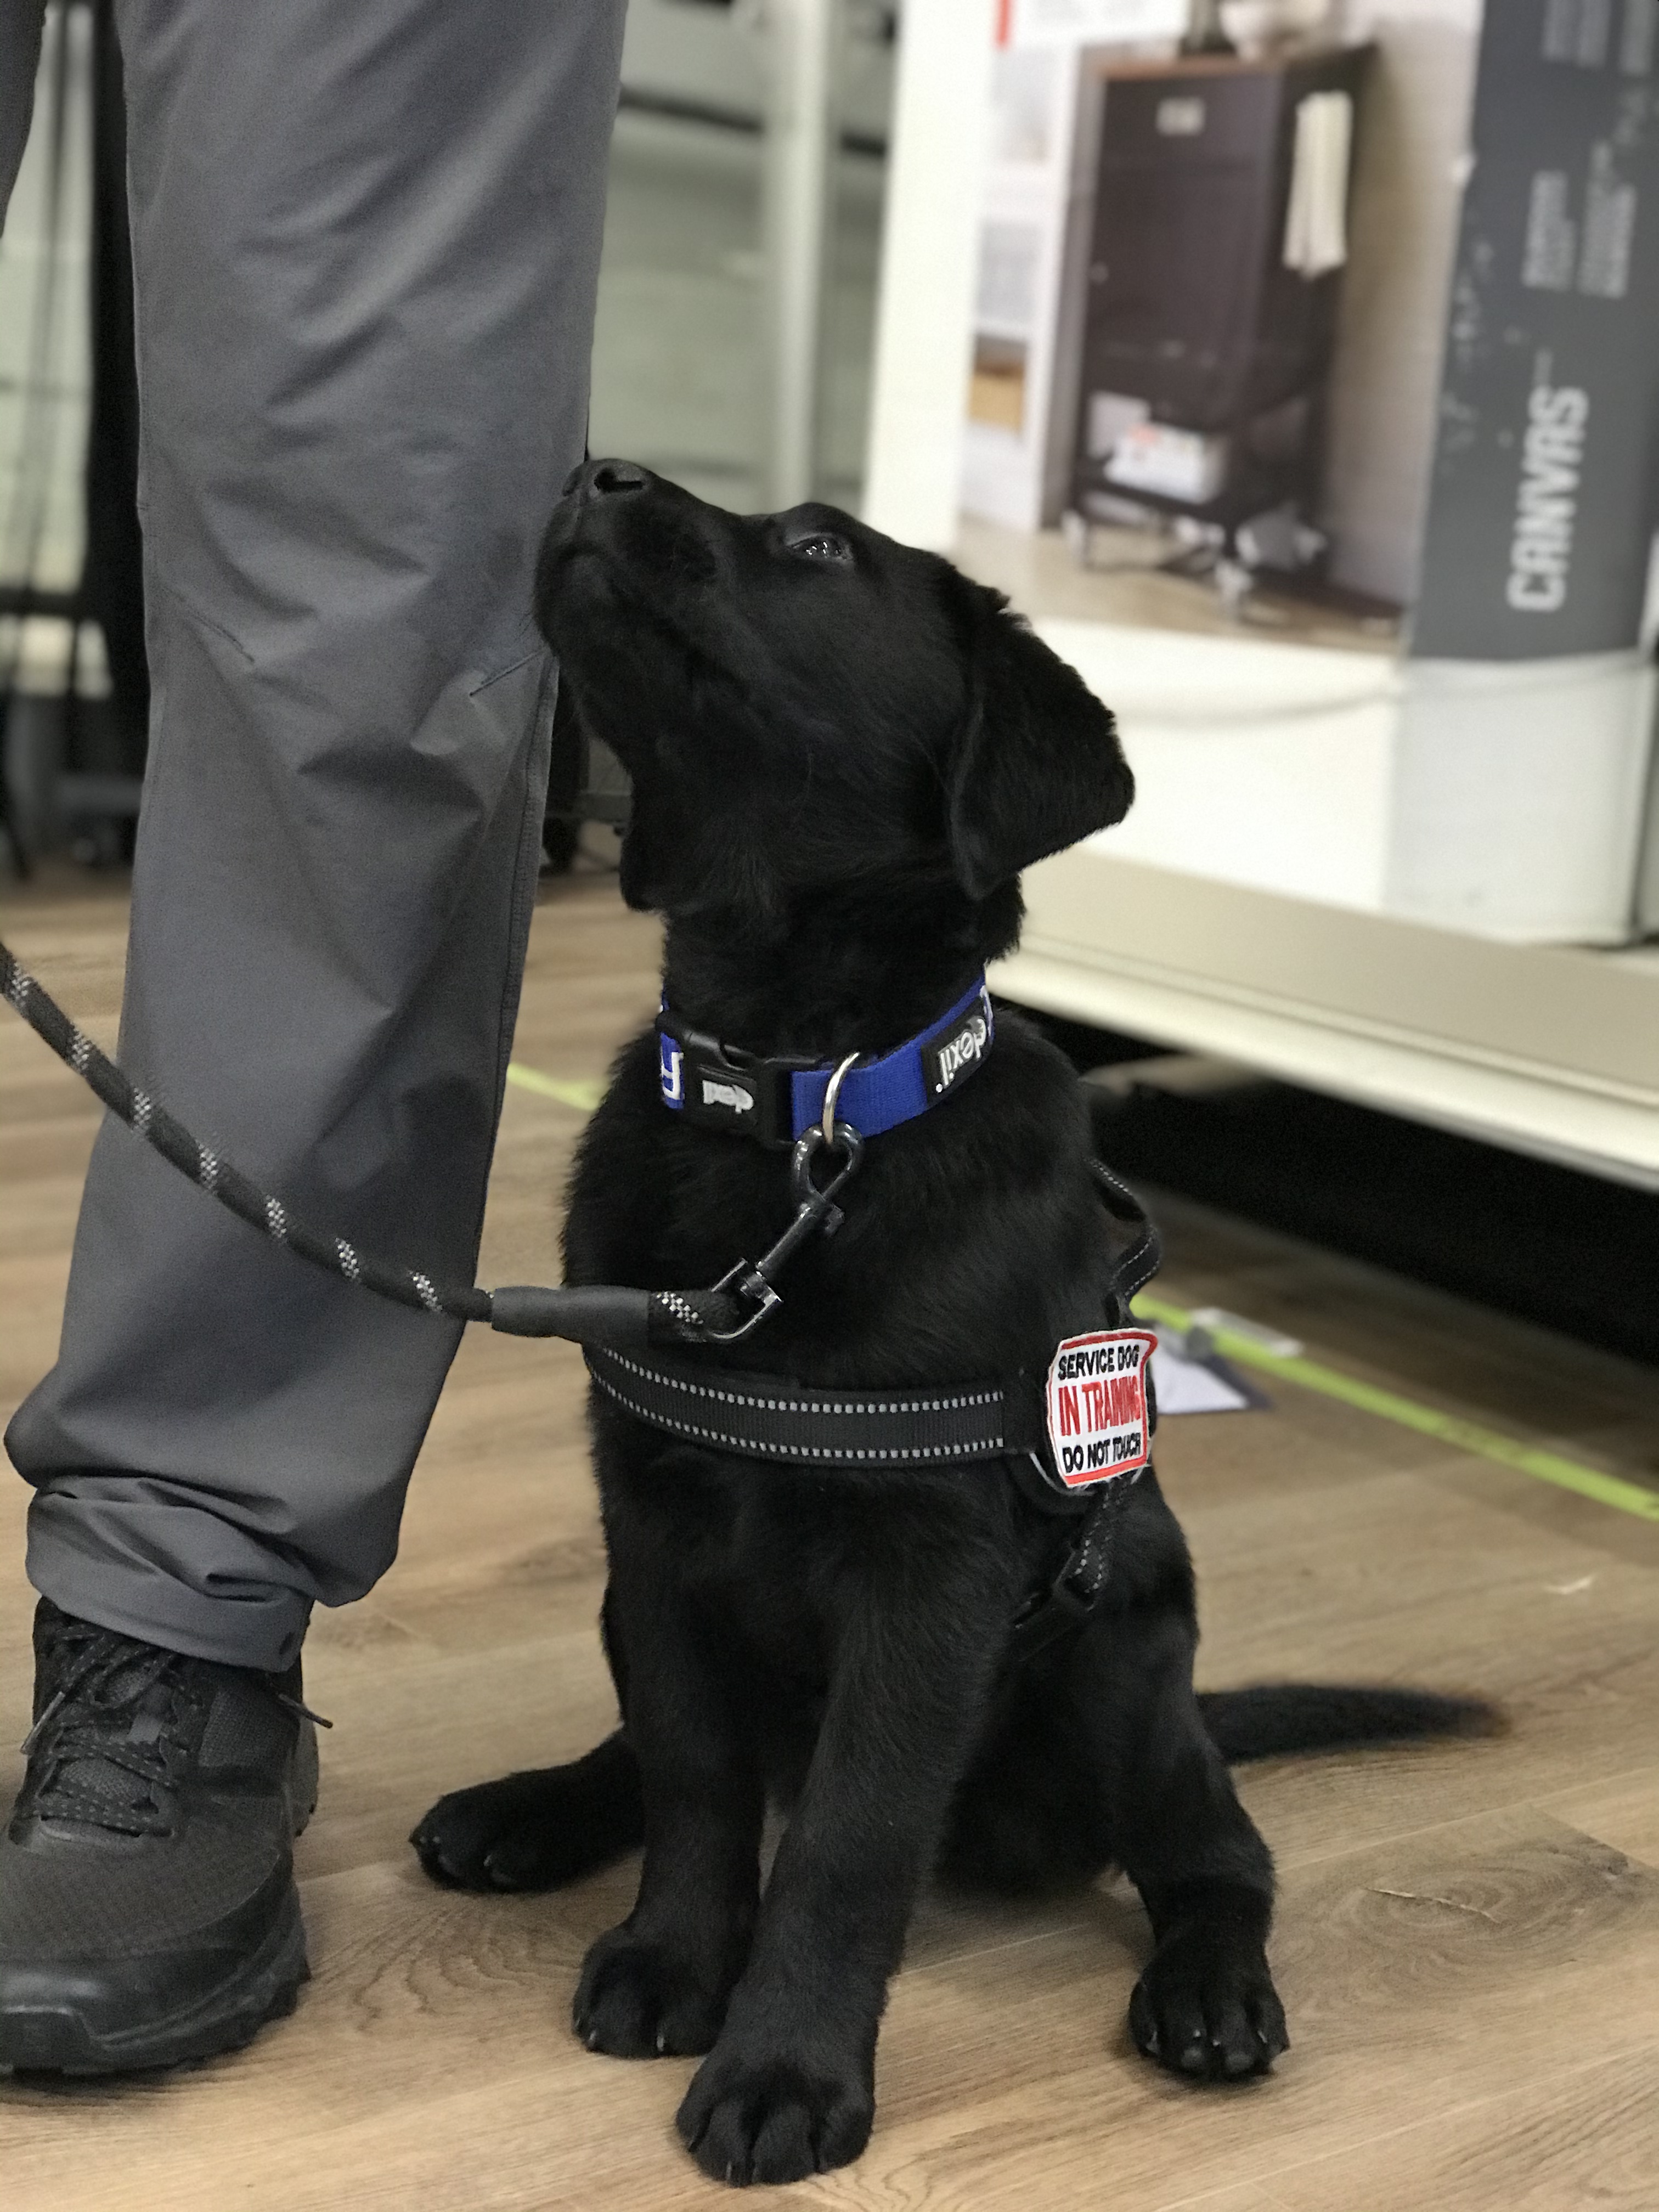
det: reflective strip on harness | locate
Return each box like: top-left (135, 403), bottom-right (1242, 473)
top-left (585, 1344), bottom-right (1025, 1470)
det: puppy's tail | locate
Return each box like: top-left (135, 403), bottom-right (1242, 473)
top-left (1198, 1683), bottom-right (1502, 1764)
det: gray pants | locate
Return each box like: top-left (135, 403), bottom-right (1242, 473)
top-left (2, 0), bottom-right (627, 1669)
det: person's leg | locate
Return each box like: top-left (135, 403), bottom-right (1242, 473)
top-left (7, 0), bottom-right (626, 1671)
top-left (0, 1), bottom-right (46, 218)
top-left (2, 0), bottom-right (625, 2075)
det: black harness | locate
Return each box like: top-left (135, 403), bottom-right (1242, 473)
top-left (584, 1155), bottom-right (1161, 1664)
top-left (2, 939), bottom-right (1161, 1661)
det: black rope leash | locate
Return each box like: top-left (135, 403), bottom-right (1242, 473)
top-left (2, 941), bottom-right (490, 1324)
top-left (0, 935), bottom-right (835, 1355)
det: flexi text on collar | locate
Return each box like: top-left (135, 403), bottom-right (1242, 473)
top-left (656, 975), bottom-right (994, 1147)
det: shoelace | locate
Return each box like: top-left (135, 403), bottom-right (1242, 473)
top-left (19, 1618), bottom-right (205, 1837)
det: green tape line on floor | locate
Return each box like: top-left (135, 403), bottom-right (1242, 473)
top-left (505, 1063), bottom-right (607, 1112)
top-left (1135, 1292), bottom-right (1659, 1525)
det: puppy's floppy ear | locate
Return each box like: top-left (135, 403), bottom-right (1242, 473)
top-left (945, 581), bottom-right (1133, 899)
top-left (617, 791), bottom-right (666, 911)
top-left (617, 780), bottom-right (692, 913)
top-left (616, 751), bottom-right (780, 919)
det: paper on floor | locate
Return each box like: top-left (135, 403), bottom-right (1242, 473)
top-left (1150, 1328), bottom-right (1263, 1417)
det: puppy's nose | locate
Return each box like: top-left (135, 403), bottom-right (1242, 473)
top-left (563, 458), bottom-right (652, 504)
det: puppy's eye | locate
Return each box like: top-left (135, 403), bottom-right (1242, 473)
top-left (789, 533), bottom-right (853, 566)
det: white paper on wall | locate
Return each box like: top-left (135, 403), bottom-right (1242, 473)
top-left (990, 46), bottom-right (1066, 165)
top-left (1284, 90), bottom-right (1354, 275)
top-left (977, 220), bottom-right (1046, 333)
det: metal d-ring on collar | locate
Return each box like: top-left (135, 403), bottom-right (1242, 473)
top-left (821, 1051), bottom-right (859, 1147)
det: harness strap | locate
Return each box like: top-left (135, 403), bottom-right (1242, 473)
top-left (1005, 1478), bottom-right (1136, 1666)
top-left (1092, 1156), bottom-right (1163, 1305)
top-left (583, 1167), bottom-right (1159, 1482)
top-left (587, 1164), bottom-right (1161, 1659)
top-left (586, 1344), bottom-right (1039, 1474)
top-left (587, 1337), bottom-right (1146, 1662)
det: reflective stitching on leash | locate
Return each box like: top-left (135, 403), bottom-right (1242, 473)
top-left (70, 1029), bottom-right (92, 1075)
top-left (411, 1273), bottom-right (440, 1313)
top-left (198, 1148), bottom-right (220, 1193)
top-left (131, 1090), bottom-right (153, 1138)
top-left (266, 1197), bottom-right (287, 1243)
top-left (336, 1240), bottom-right (361, 1283)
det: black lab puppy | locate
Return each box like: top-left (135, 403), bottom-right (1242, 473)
top-left (413, 463), bottom-right (1488, 2185)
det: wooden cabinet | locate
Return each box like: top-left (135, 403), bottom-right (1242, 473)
top-left (1071, 44), bottom-right (1372, 532)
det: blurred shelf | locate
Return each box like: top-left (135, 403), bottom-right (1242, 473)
top-left (993, 850), bottom-right (1659, 1190)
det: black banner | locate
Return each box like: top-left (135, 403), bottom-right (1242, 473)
top-left (1412, 0), bottom-right (1659, 660)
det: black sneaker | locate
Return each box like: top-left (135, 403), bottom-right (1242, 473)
top-left (0, 1597), bottom-right (319, 2073)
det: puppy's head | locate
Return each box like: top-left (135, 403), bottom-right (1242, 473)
top-left (535, 461), bottom-right (1132, 919)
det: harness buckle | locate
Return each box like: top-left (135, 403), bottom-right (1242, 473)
top-left (1005, 1490), bottom-right (1122, 1667)
top-left (1005, 1558), bottom-right (1100, 1668)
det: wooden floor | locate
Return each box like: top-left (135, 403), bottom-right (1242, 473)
top-left (3, 866), bottom-right (1658, 2212)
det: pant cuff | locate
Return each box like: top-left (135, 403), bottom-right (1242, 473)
top-left (27, 1491), bottom-right (315, 1672)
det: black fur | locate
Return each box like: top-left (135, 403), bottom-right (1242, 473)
top-left (1197, 1684), bottom-right (1499, 1765)
top-left (410, 465), bottom-right (1494, 2185)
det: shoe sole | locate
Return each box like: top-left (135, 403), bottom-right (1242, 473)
top-left (0, 1882), bottom-right (309, 2077)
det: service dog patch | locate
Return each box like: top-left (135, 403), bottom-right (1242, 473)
top-left (1045, 1329), bottom-right (1155, 1489)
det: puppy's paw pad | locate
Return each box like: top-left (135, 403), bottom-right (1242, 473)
top-left (410, 1782), bottom-right (552, 1892)
top-left (573, 1929), bottom-right (728, 2059)
top-left (410, 1773), bottom-right (611, 1894)
top-left (1130, 1946), bottom-right (1288, 2083)
top-left (678, 2053), bottom-right (873, 2185)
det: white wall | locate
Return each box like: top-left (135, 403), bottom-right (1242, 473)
top-left (1049, 617), bottom-right (1400, 910)
top-left (862, 0), bottom-right (997, 546)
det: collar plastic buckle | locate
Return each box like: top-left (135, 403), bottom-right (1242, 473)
top-left (658, 1022), bottom-right (801, 1148)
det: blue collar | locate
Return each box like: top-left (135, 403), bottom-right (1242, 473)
top-left (657, 976), bottom-right (995, 1149)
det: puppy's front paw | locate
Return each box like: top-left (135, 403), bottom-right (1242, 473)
top-left (410, 1742), bottom-right (642, 1893)
top-left (411, 1774), bottom-right (589, 1893)
top-left (573, 1926), bottom-right (732, 2058)
top-left (677, 2044), bottom-right (874, 2186)
top-left (1129, 1932), bottom-right (1289, 2081)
